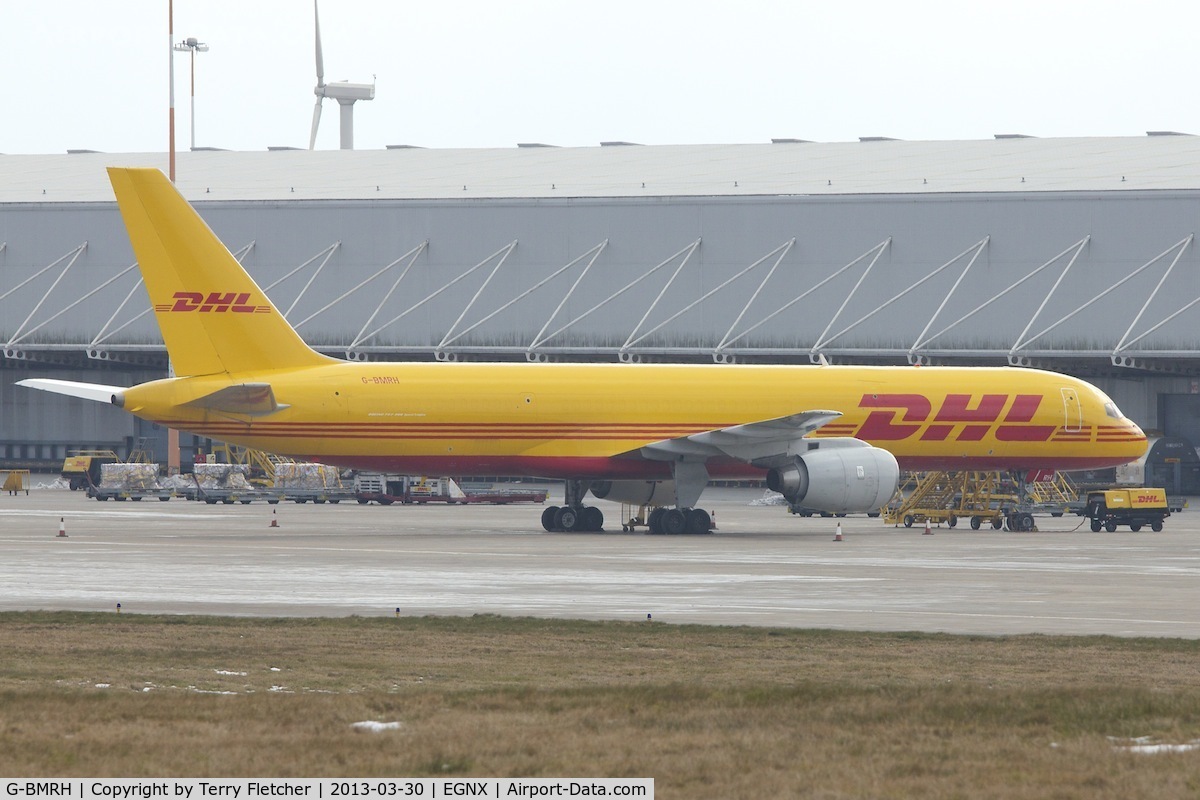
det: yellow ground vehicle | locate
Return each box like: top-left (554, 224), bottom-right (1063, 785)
top-left (1084, 489), bottom-right (1169, 532)
top-left (61, 450), bottom-right (119, 491)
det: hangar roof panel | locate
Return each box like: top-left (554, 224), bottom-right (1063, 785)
top-left (2, 135), bottom-right (1200, 202)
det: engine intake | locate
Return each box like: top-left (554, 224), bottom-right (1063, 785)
top-left (765, 443), bottom-right (898, 513)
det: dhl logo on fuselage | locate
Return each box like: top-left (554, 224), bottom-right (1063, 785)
top-left (154, 291), bottom-right (271, 314)
top-left (825, 393), bottom-right (1060, 443)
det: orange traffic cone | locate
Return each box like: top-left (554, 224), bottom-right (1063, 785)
top-left (923, 518), bottom-right (933, 535)
top-left (833, 522), bottom-right (843, 542)
top-left (269, 509), bottom-right (279, 528)
top-left (57, 517), bottom-right (67, 538)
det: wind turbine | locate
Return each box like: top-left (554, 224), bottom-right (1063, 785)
top-left (309, 0), bottom-right (375, 150)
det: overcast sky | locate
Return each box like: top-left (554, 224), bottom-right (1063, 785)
top-left (3, 1), bottom-right (1197, 154)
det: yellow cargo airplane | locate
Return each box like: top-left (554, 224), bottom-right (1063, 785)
top-left (19, 168), bottom-right (1148, 534)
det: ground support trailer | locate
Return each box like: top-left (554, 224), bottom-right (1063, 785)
top-left (189, 486), bottom-right (355, 504)
top-left (883, 470), bottom-right (1076, 532)
top-left (884, 471), bottom-right (1021, 530)
top-left (1081, 489), bottom-right (1170, 532)
top-left (89, 486), bottom-right (175, 502)
top-left (2, 469), bottom-right (31, 495)
top-left (353, 474), bottom-right (547, 506)
top-left (355, 489), bottom-right (548, 505)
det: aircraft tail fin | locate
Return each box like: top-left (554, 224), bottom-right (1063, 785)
top-left (107, 167), bottom-right (334, 377)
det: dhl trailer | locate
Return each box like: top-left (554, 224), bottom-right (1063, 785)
top-left (1083, 489), bottom-right (1169, 532)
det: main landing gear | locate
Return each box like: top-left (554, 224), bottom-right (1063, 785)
top-left (540, 479), bottom-right (714, 534)
top-left (646, 507), bottom-right (712, 535)
top-left (541, 503), bottom-right (605, 532)
top-left (541, 479), bottom-right (605, 532)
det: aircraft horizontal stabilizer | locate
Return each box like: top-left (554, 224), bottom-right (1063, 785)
top-left (183, 383), bottom-right (288, 417)
top-left (16, 378), bottom-right (125, 405)
top-left (638, 409), bottom-right (843, 463)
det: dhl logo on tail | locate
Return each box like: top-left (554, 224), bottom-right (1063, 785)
top-left (154, 291), bottom-right (271, 314)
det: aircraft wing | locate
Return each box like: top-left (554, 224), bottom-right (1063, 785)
top-left (16, 379), bottom-right (124, 405)
top-left (637, 409), bottom-right (844, 466)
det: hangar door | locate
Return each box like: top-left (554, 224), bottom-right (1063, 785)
top-left (1153, 394), bottom-right (1200, 495)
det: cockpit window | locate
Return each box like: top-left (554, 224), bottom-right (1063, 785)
top-left (1104, 401), bottom-right (1123, 420)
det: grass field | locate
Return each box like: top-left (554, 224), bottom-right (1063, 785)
top-left (2, 611), bottom-right (1199, 798)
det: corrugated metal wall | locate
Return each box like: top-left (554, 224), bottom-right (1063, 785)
top-left (4, 191), bottom-right (1200, 355)
top-left (4, 188), bottom-right (1200, 455)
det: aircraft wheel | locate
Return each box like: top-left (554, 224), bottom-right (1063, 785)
top-left (948, 514), bottom-right (958, 529)
top-left (903, 515), bottom-right (914, 528)
top-left (991, 517), bottom-right (1003, 530)
top-left (1090, 519), bottom-right (1102, 532)
top-left (1152, 520), bottom-right (1164, 532)
top-left (647, 507), bottom-right (666, 535)
top-left (1130, 524), bottom-right (1142, 532)
top-left (1104, 521), bottom-right (1117, 533)
top-left (555, 505), bottom-right (581, 532)
top-left (542, 506), bottom-right (560, 532)
top-left (662, 508), bottom-right (688, 535)
top-left (583, 506), bottom-right (604, 532)
top-left (970, 516), bottom-right (982, 530)
top-left (1020, 513), bottom-right (1034, 531)
top-left (685, 508), bottom-right (712, 535)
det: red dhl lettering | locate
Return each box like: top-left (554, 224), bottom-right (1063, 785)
top-left (1137, 494), bottom-right (1161, 504)
top-left (855, 393), bottom-right (1056, 443)
top-left (161, 291), bottom-right (266, 313)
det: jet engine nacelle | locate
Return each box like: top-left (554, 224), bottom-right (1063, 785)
top-left (589, 480), bottom-right (675, 506)
top-left (765, 443), bottom-right (899, 513)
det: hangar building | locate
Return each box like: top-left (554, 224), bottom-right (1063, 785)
top-left (4, 135), bottom-right (1200, 468)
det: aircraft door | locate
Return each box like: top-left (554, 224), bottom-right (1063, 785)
top-left (1060, 387), bottom-right (1082, 432)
